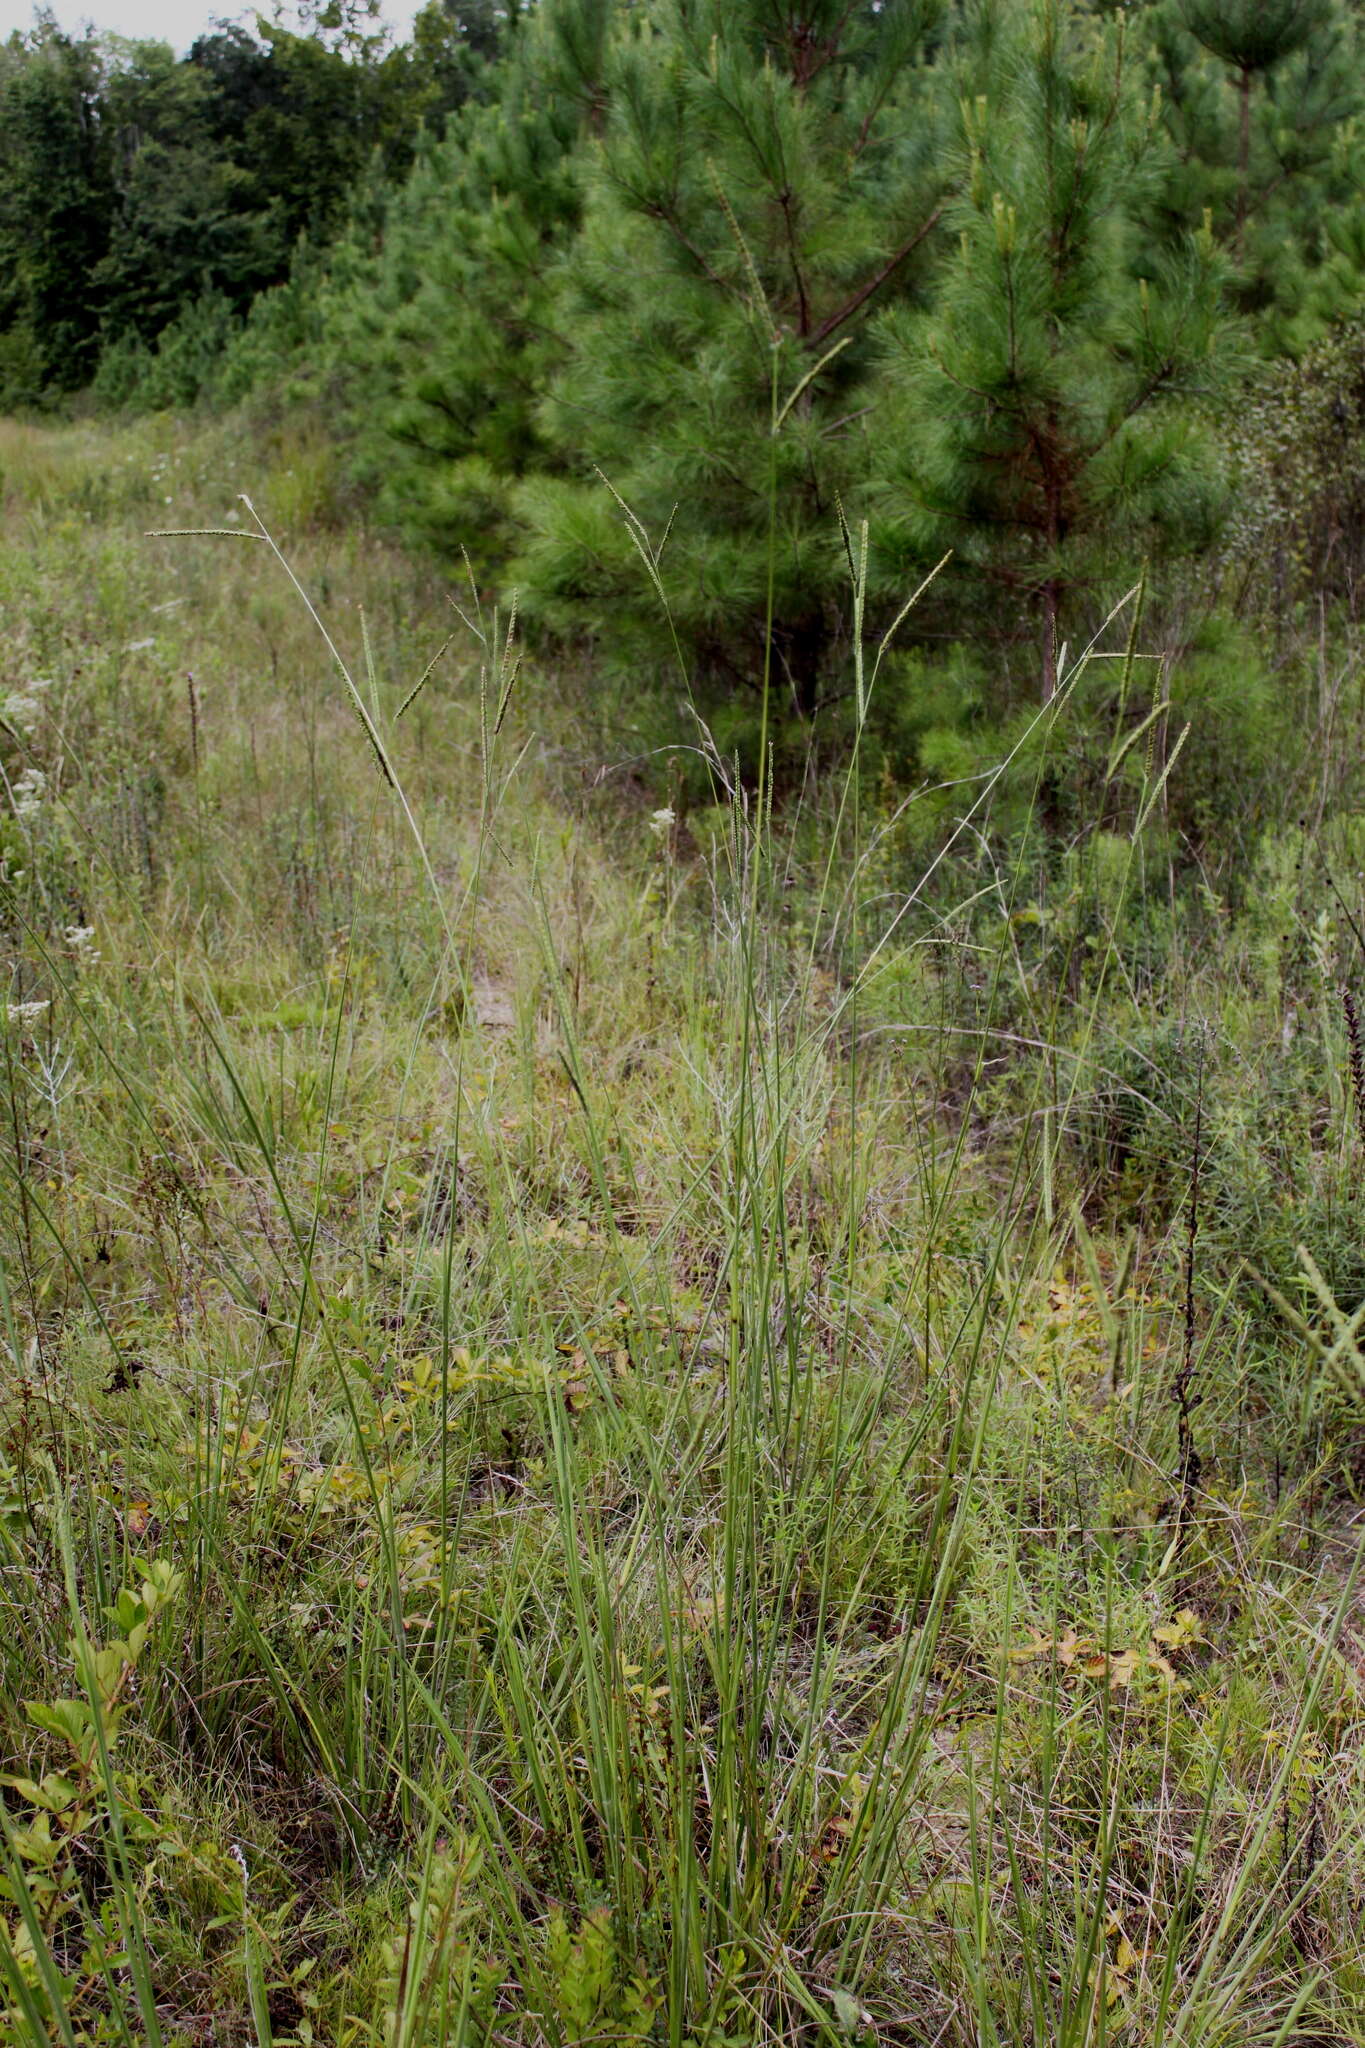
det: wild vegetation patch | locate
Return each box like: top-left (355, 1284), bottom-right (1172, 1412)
top-left (0, 419), bottom-right (1362, 2042)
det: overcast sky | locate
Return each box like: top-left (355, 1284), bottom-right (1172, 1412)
top-left (0, 0), bottom-right (424, 50)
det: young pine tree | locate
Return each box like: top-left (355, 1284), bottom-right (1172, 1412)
top-left (328, 0), bottom-right (613, 572)
top-left (509, 0), bottom-right (952, 731)
top-left (1141, 0), bottom-right (1361, 352)
top-left (874, 1), bottom-right (1232, 702)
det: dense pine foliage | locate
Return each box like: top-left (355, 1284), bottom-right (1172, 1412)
top-left (4, 0), bottom-right (1364, 738)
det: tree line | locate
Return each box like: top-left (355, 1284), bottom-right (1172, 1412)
top-left (0, 3), bottom-right (512, 399)
top-left (5, 0), bottom-right (1365, 749)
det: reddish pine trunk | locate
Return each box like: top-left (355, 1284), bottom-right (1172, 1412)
top-left (1236, 66), bottom-right (1252, 258)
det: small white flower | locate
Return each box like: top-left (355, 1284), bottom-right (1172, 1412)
top-left (13, 766), bottom-right (46, 816)
top-left (649, 807), bottom-right (676, 842)
top-left (3, 693), bottom-right (42, 734)
top-left (6, 1000), bottom-right (48, 1026)
top-left (124, 638), bottom-right (156, 654)
top-left (5, 676), bottom-right (50, 733)
top-left (64, 925), bottom-right (100, 967)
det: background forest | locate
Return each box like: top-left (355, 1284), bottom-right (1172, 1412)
top-left (9, 3), bottom-right (1365, 2045)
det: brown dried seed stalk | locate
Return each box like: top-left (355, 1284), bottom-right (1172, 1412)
top-left (1344, 986), bottom-right (1365, 1158)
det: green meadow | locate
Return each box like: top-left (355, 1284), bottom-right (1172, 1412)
top-left (0, 410), bottom-right (1364, 2044)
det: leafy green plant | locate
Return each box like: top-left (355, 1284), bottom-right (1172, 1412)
top-left (0, 1558), bottom-right (181, 2044)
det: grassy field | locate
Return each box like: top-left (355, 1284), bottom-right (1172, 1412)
top-left (1, 414), bottom-right (1365, 2046)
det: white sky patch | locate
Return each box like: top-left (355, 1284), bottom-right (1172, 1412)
top-left (0, 0), bottom-right (425, 51)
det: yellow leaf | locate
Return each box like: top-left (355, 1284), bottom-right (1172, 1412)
top-left (1152, 1608), bottom-right (1202, 1651)
top-left (1084, 1646), bottom-right (1140, 1687)
top-left (1009, 1628), bottom-right (1054, 1663)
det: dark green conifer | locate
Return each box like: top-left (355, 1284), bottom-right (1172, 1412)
top-left (1143, 0), bottom-right (1361, 351)
top-left (508, 0), bottom-right (951, 721)
top-left (329, 0), bottom-right (613, 571)
top-left (874, 0), bottom-right (1232, 701)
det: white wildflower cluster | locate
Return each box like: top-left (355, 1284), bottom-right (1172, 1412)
top-left (649, 807), bottom-right (676, 843)
top-left (65, 925), bottom-right (100, 968)
top-left (3, 676), bottom-right (52, 735)
top-left (6, 999), bottom-right (49, 1028)
top-left (13, 766), bottom-right (46, 816)
top-left (150, 449), bottom-right (175, 507)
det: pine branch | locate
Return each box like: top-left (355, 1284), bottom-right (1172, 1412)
top-left (807, 207), bottom-right (943, 349)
